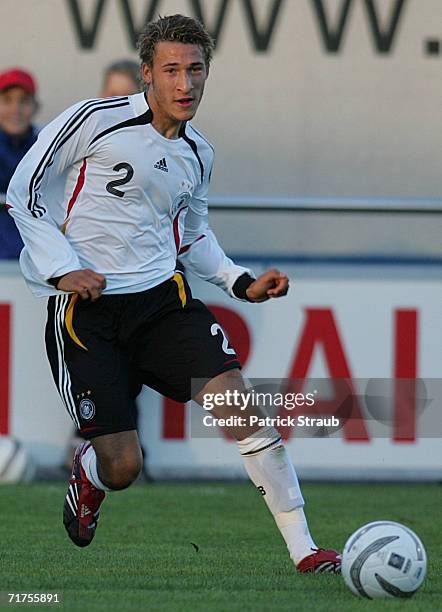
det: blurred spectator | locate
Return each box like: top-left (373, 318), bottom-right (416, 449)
top-left (0, 68), bottom-right (39, 258)
top-left (100, 59), bottom-right (141, 97)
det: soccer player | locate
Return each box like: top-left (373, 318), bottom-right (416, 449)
top-left (6, 15), bottom-right (340, 573)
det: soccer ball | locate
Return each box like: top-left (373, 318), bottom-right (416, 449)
top-left (342, 521), bottom-right (427, 599)
top-left (0, 436), bottom-right (35, 483)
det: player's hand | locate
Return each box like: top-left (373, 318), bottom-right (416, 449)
top-left (57, 269), bottom-right (106, 301)
top-left (246, 269), bottom-right (289, 302)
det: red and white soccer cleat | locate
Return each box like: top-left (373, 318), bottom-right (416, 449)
top-left (63, 441), bottom-right (105, 547)
top-left (297, 548), bottom-right (342, 573)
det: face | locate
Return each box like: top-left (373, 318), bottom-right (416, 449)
top-left (142, 41), bottom-right (208, 134)
top-left (0, 87), bottom-right (36, 136)
top-left (101, 72), bottom-right (139, 97)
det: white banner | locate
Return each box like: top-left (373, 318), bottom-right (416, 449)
top-left (1, 262), bottom-right (441, 479)
top-left (1, 0), bottom-right (441, 199)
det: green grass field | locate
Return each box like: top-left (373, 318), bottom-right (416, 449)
top-left (0, 482), bottom-right (440, 611)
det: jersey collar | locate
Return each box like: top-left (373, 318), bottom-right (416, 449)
top-left (130, 91), bottom-right (150, 116)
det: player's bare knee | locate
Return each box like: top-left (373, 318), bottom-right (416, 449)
top-left (97, 449), bottom-right (142, 490)
top-left (214, 368), bottom-right (243, 386)
top-left (91, 430), bottom-right (142, 489)
top-left (100, 455), bottom-right (142, 490)
top-left (195, 368), bottom-right (244, 405)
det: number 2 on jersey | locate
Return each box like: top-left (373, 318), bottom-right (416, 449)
top-left (211, 323), bottom-right (235, 355)
top-left (106, 162), bottom-right (134, 197)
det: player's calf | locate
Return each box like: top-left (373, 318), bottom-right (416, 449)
top-left (197, 372), bottom-right (341, 572)
top-left (238, 426), bottom-right (341, 573)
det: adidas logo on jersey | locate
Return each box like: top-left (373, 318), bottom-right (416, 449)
top-left (154, 157), bottom-right (168, 172)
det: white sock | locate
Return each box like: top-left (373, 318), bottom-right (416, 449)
top-left (80, 444), bottom-right (111, 492)
top-left (275, 508), bottom-right (317, 565)
top-left (238, 426), bottom-right (317, 566)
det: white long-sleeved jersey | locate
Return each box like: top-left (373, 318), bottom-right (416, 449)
top-left (7, 92), bottom-right (251, 297)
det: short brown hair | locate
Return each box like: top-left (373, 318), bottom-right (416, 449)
top-left (137, 14), bottom-right (214, 68)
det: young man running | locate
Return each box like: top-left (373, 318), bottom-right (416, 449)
top-left (7, 14), bottom-right (340, 573)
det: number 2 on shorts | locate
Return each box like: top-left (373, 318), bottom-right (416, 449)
top-left (210, 323), bottom-right (235, 355)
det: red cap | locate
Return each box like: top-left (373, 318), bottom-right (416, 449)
top-left (0, 68), bottom-right (37, 95)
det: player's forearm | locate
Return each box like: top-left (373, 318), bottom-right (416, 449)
top-left (178, 229), bottom-right (254, 300)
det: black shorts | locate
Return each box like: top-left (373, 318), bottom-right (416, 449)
top-left (45, 273), bottom-right (241, 439)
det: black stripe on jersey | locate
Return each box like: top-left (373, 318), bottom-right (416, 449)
top-left (187, 124), bottom-right (214, 154)
top-left (28, 98), bottom-right (95, 217)
top-left (89, 108), bottom-right (153, 146)
top-left (179, 123), bottom-right (204, 182)
top-left (28, 98), bottom-right (130, 218)
top-left (56, 102), bottom-right (132, 157)
top-left (29, 97), bottom-right (129, 217)
top-left (29, 98), bottom-right (130, 217)
top-left (188, 125), bottom-right (214, 183)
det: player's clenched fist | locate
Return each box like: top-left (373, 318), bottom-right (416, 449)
top-left (56, 269), bottom-right (106, 301)
top-left (246, 269), bottom-right (289, 302)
